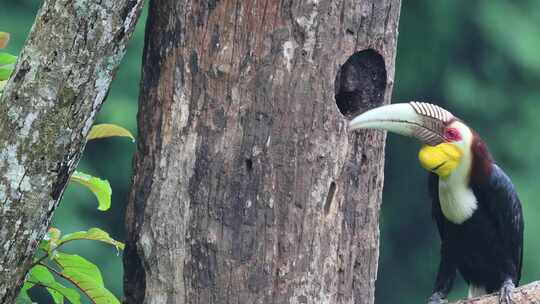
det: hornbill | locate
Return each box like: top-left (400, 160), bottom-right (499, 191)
top-left (349, 102), bottom-right (524, 304)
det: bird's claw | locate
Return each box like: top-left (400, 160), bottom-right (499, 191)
top-left (499, 280), bottom-right (515, 304)
top-left (427, 292), bottom-right (448, 304)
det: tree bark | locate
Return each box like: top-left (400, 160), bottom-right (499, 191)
top-left (0, 0), bottom-right (144, 302)
top-left (125, 1), bottom-right (400, 303)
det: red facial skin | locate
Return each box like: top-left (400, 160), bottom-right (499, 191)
top-left (444, 127), bottom-right (462, 142)
top-left (442, 124), bottom-right (492, 185)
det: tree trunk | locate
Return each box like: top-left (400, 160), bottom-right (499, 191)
top-left (124, 1), bottom-right (400, 303)
top-left (0, 0), bottom-right (144, 302)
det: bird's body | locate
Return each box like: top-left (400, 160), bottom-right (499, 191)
top-left (348, 102), bottom-right (524, 304)
top-left (430, 164), bottom-right (523, 297)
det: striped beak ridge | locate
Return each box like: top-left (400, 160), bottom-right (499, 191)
top-left (348, 102), bottom-right (455, 146)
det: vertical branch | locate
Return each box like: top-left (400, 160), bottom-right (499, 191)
top-left (0, 0), bottom-right (145, 302)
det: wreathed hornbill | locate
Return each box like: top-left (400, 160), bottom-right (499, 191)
top-left (349, 102), bottom-right (523, 304)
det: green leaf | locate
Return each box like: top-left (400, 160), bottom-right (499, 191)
top-left (70, 171), bottom-right (112, 211)
top-left (48, 227), bottom-right (62, 242)
top-left (0, 32), bottom-right (9, 49)
top-left (40, 227), bottom-right (62, 254)
top-left (88, 124), bottom-right (135, 142)
top-left (53, 252), bottom-right (120, 304)
top-left (0, 52), bottom-right (17, 66)
top-left (60, 228), bottom-right (125, 251)
top-left (27, 265), bottom-right (81, 304)
top-left (29, 266), bottom-right (63, 304)
top-left (15, 281), bottom-right (34, 304)
top-left (0, 64), bottom-right (14, 81)
top-left (38, 239), bottom-right (50, 252)
top-left (0, 53), bottom-right (16, 89)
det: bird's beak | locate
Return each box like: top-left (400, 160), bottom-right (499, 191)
top-left (348, 102), bottom-right (453, 146)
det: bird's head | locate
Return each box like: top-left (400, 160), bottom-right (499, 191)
top-left (349, 102), bottom-right (479, 179)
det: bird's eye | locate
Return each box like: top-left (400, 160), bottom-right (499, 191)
top-left (444, 128), bottom-right (461, 141)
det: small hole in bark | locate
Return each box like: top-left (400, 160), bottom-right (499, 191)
top-left (324, 182), bottom-right (337, 214)
top-left (335, 49), bottom-right (387, 118)
top-left (361, 153), bottom-right (368, 163)
top-left (245, 158), bottom-right (253, 171)
top-left (115, 30), bottom-right (126, 42)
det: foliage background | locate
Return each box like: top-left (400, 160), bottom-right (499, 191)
top-left (3, 1), bottom-right (540, 303)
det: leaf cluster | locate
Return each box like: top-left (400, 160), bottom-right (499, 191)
top-left (16, 123), bottom-right (134, 303)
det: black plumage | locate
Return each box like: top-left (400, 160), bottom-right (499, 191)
top-left (429, 164), bottom-right (524, 295)
top-left (346, 101), bottom-right (524, 302)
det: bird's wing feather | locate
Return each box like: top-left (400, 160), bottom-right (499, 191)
top-left (473, 164), bottom-right (524, 284)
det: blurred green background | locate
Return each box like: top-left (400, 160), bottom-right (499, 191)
top-left (3, 1), bottom-right (540, 303)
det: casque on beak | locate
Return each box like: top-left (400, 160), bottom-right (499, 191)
top-left (348, 102), bottom-right (454, 146)
top-left (349, 102), bottom-right (462, 177)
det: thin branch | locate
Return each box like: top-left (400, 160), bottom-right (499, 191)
top-left (27, 280), bottom-right (68, 296)
top-left (30, 253), bottom-right (50, 268)
top-left (451, 281), bottom-right (540, 304)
